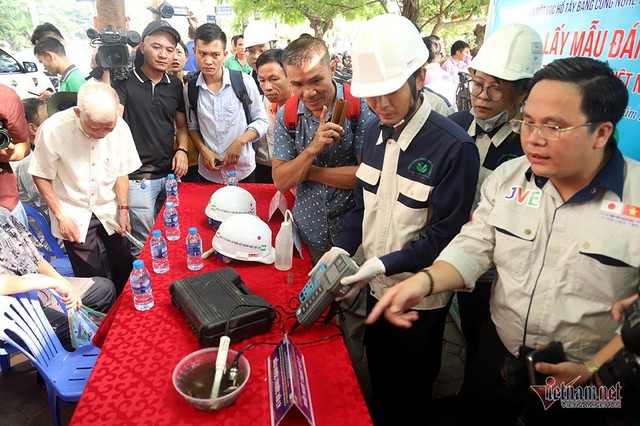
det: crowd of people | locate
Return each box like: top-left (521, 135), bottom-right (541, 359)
top-left (0, 8), bottom-right (638, 426)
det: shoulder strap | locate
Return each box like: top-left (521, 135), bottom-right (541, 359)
top-left (228, 69), bottom-right (252, 124)
top-left (187, 72), bottom-right (200, 121)
top-left (342, 84), bottom-right (360, 134)
top-left (284, 96), bottom-right (300, 139)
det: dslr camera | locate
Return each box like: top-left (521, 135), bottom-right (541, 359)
top-left (0, 125), bottom-right (12, 150)
top-left (87, 25), bottom-right (141, 81)
top-left (589, 295), bottom-right (640, 405)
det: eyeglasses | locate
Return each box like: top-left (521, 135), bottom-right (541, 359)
top-left (510, 119), bottom-right (596, 140)
top-left (468, 79), bottom-right (504, 102)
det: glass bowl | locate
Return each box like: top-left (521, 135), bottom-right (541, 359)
top-left (172, 347), bottom-right (250, 411)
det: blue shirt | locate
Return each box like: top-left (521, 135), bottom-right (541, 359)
top-left (183, 40), bottom-right (199, 73)
top-left (273, 82), bottom-right (376, 250)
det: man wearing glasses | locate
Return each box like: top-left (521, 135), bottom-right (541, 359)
top-left (366, 56), bottom-right (639, 424)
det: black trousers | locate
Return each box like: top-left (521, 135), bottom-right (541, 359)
top-left (365, 290), bottom-right (451, 426)
top-left (254, 164), bottom-right (273, 184)
top-left (64, 214), bottom-right (134, 296)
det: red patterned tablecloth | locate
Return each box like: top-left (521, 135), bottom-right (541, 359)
top-left (70, 183), bottom-right (372, 426)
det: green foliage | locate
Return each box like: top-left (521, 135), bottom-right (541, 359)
top-left (0, 0), bottom-right (34, 51)
top-left (228, 0), bottom-right (384, 37)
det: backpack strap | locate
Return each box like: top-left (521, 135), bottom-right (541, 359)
top-left (283, 95), bottom-right (300, 140)
top-left (342, 83), bottom-right (360, 134)
top-left (186, 71), bottom-right (200, 122)
top-left (228, 69), bottom-right (252, 125)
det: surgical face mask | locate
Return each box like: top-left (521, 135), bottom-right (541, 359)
top-left (471, 108), bottom-right (508, 133)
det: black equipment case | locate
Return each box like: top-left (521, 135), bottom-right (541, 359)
top-left (169, 268), bottom-right (274, 347)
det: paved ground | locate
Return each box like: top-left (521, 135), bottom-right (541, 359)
top-left (0, 312), bottom-right (465, 426)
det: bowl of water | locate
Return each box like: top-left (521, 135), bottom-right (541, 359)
top-left (172, 347), bottom-right (250, 411)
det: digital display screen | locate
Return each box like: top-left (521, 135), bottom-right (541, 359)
top-left (325, 264), bottom-right (338, 284)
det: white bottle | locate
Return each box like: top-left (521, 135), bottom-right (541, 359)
top-left (275, 220), bottom-right (293, 271)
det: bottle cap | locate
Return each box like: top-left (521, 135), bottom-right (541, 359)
top-left (229, 171), bottom-right (237, 177)
top-left (133, 259), bottom-right (144, 268)
top-left (152, 229), bottom-right (162, 237)
top-left (168, 173), bottom-right (175, 179)
top-left (188, 227), bottom-right (197, 234)
top-left (166, 202), bottom-right (174, 208)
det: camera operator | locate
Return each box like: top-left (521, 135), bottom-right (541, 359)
top-left (0, 84), bottom-right (31, 227)
top-left (366, 57), bottom-right (640, 424)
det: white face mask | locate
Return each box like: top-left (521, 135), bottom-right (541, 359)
top-left (471, 108), bottom-right (509, 133)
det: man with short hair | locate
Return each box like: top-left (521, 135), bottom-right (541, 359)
top-left (0, 84), bottom-right (31, 226)
top-left (112, 20), bottom-right (189, 256)
top-left (254, 49), bottom-right (292, 183)
top-left (272, 36), bottom-right (375, 262)
top-left (29, 82), bottom-right (141, 295)
top-left (367, 57), bottom-right (639, 424)
top-left (224, 35), bottom-right (251, 74)
top-left (184, 23), bottom-right (268, 184)
top-left (243, 20), bottom-right (277, 93)
top-left (30, 22), bottom-right (64, 45)
top-left (11, 98), bottom-right (48, 214)
top-left (34, 37), bottom-right (85, 100)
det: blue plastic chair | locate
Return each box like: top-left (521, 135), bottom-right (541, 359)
top-left (23, 204), bottom-right (74, 277)
top-left (0, 291), bottom-right (100, 426)
top-left (0, 343), bottom-right (18, 374)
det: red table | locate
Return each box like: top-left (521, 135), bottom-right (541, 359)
top-left (71, 183), bottom-right (372, 426)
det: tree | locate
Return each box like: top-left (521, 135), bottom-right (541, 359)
top-left (0, 1), bottom-right (33, 51)
top-left (400, 0), bottom-right (489, 36)
top-left (229, 0), bottom-right (384, 38)
top-left (95, 0), bottom-right (127, 31)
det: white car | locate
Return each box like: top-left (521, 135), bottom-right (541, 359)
top-left (0, 47), bottom-right (54, 99)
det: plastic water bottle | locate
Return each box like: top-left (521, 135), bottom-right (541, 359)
top-left (186, 227), bottom-right (204, 271)
top-left (164, 201), bottom-right (180, 241)
top-left (150, 229), bottom-right (170, 274)
top-left (275, 220), bottom-right (293, 271)
top-left (226, 170), bottom-right (238, 186)
top-left (130, 260), bottom-right (154, 311)
top-left (165, 173), bottom-right (179, 206)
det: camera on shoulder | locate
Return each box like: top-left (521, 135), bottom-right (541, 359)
top-left (87, 25), bottom-right (141, 81)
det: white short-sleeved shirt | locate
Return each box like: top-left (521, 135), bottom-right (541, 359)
top-left (28, 108), bottom-right (141, 243)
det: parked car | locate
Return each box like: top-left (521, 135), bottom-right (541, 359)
top-left (0, 47), bottom-right (54, 99)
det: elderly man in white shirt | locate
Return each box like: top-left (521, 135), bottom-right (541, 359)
top-left (29, 81), bottom-right (142, 295)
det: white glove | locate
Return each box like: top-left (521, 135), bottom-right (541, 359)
top-left (308, 246), bottom-right (350, 277)
top-left (338, 257), bottom-right (385, 300)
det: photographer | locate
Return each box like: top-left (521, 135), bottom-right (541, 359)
top-left (366, 57), bottom-right (640, 424)
top-left (0, 84), bottom-right (30, 226)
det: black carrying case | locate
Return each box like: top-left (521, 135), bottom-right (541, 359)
top-left (169, 268), bottom-right (274, 347)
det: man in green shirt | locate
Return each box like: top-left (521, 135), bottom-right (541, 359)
top-left (34, 37), bottom-right (85, 101)
top-left (223, 35), bottom-right (252, 74)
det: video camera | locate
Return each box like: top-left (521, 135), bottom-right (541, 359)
top-left (87, 25), bottom-right (141, 81)
top-left (148, 1), bottom-right (189, 19)
top-left (589, 295), bottom-right (640, 404)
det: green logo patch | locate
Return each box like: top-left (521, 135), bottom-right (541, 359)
top-left (408, 158), bottom-right (433, 179)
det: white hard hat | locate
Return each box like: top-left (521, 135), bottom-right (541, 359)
top-left (205, 186), bottom-right (257, 228)
top-left (212, 214), bottom-right (275, 264)
top-left (243, 20), bottom-right (276, 49)
top-left (350, 14), bottom-right (429, 97)
top-left (470, 24), bottom-right (543, 81)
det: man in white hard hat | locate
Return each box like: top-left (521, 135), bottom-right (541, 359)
top-left (325, 14), bottom-right (480, 425)
top-left (243, 20), bottom-right (277, 93)
top-left (367, 56), bottom-right (638, 424)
